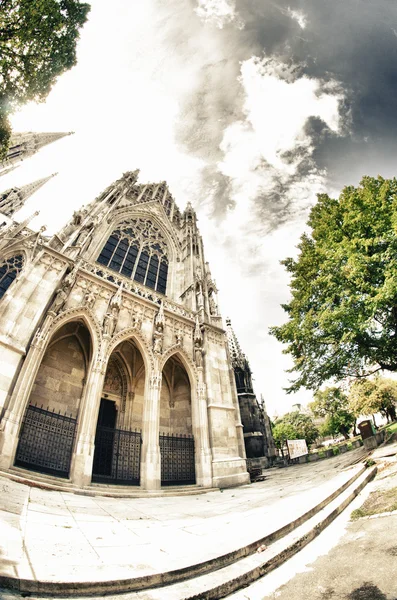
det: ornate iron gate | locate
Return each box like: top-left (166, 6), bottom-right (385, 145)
top-left (92, 426), bottom-right (141, 485)
top-left (15, 404), bottom-right (77, 478)
top-left (160, 432), bottom-right (195, 485)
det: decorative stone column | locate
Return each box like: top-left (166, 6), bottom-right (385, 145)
top-left (69, 340), bottom-right (108, 487)
top-left (193, 378), bottom-right (213, 487)
top-left (192, 316), bottom-right (212, 487)
top-left (0, 313), bottom-right (55, 470)
top-left (140, 368), bottom-right (162, 490)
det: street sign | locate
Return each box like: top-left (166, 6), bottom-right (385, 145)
top-left (287, 439), bottom-right (308, 459)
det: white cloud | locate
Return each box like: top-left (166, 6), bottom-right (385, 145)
top-left (197, 56), bottom-right (345, 413)
top-left (287, 7), bottom-right (308, 29)
top-left (195, 0), bottom-right (243, 29)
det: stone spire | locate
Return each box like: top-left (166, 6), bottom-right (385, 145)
top-left (0, 173), bottom-right (57, 217)
top-left (1, 132), bottom-right (73, 174)
top-left (225, 318), bottom-right (245, 368)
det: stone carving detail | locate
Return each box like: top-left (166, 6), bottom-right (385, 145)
top-left (50, 262), bottom-right (81, 314)
top-left (194, 315), bottom-right (204, 368)
top-left (103, 283), bottom-right (123, 338)
top-left (103, 360), bottom-right (123, 395)
top-left (103, 356), bottom-right (128, 411)
top-left (153, 301), bottom-right (165, 354)
top-left (209, 291), bottom-right (218, 316)
top-left (84, 288), bottom-right (96, 309)
top-left (150, 371), bottom-right (162, 389)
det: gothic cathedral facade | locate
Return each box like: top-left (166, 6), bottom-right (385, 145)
top-left (0, 170), bottom-right (249, 490)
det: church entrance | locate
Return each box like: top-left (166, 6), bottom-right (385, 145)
top-left (91, 339), bottom-right (144, 485)
top-left (160, 355), bottom-right (196, 486)
top-left (15, 320), bottom-right (91, 478)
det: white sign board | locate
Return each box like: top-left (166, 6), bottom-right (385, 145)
top-left (287, 439), bottom-right (308, 459)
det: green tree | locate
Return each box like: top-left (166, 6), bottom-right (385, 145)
top-left (309, 387), bottom-right (355, 439)
top-left (272, 411), bottom-right (319, 449)
top-left (349, 377), bottom-right (397, 424)
top-left (270, 176), bottom-right (397, 392)
top-left (0, 0), bottom-right (90, 158)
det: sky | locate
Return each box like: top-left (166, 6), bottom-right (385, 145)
top-left (3, 0), bottom-right (397, 418)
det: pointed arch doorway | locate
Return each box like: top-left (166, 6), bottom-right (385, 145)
top-left (92, 339), bottom-right (144, 485)
top-left (160, 354), bottom-right (196, 486)
top-left (15, 320), bottom-right (92, 478)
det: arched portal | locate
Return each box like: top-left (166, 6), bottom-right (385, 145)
top-left (160, 354), bottom-right (195, 486)
top-left (92, 338), bottom-right (145, 485)
top-left (15, 321), bottom-right (92, 477)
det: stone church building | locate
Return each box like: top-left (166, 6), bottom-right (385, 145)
top-left (0, 166), bottom-right (251, 491)
top-left (226, 319), bottom-right (277, 467)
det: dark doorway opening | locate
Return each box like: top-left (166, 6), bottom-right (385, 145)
top-left (92, 398), bottom-right (141, 485)
top-left (92, 399), bottom-right (116, 477)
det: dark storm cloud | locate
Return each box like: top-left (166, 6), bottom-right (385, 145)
top-left (163, 0), bottom-right (397, 224)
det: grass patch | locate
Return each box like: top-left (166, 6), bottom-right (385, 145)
top-left (350, 487), bottom-right (397, 520)
top-left (382, 422), bottom-right (397, 435)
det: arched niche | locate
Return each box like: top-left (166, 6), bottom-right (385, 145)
top-left (159, 354), bottom-right (195, 486)
top-left (160, 354), bottom-right (192, 435)
top-left (28, 320), bottom-right (92, 417)
top-left (15, 320), bottom-right (93, 477)
top-left (101, 338), bottom-right (146, 430)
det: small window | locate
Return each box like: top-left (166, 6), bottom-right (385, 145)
top-left (0, 255), bottom-right (24, 299)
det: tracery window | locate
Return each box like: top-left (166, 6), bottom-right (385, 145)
top-left (97, 218), bottom-right (169, 294)
top-left (0, 255), bottom-right (24, 299)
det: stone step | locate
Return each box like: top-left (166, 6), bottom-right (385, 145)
top-left (1, 467), bottom-right (218, 497)
top-left (136, 465), bottom-right (376, 600)
top-left (0, 464), bottom-right (374, 597)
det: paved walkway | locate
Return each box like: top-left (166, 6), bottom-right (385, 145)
top-left (228, 452), bottom-right (397, 600)
top-left (0, 449), bottom-right (367, 587)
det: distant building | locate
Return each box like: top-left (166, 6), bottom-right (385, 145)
top-left (226, 319), bottom-right (277, 467)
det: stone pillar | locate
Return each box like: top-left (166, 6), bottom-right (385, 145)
top-left (193, 377), bottom-right (213, 487)
top-left (69, 341), bottom-right (108, 487)
top-left (0, 313), bottom-right (54, 470)
top-left (140, 369), bottom-right (162, 490)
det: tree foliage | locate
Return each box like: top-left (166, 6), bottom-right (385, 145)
top-left (272, 411), bottom-right (319, 448)
top-left (0, 0), bottom-right (90, 158)
top-left (349, 376), bottom-right (397, 422)
top-left (270, 176), bottom-right (397, 392)
top-left (309, 387), bottom-right (355, 439)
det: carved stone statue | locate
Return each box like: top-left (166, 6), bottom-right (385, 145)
top-left (194, 341), bottom-right (203, 367)
top-left (153, 301), bottom-right (165, 353)
top-left (153, 330), bottom-right (163, 354)
top-left (103, 307), bottom-right (118, 337)
top-left (209, 294), bottom-right (218, 316)
top-left (84, 289), bottom-right (96, 310)
top-left (193, 315), bottom-right (204, 367)
top-left (51, 283), bottom-right (70, 313)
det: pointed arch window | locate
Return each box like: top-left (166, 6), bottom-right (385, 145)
top-left (97, 218), bottom-right (169, 294)
top-left (0, 255), bottom-right (24, 299)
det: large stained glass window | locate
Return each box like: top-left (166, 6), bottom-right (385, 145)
top-left (0, 255), bottom-right (24, 299)
top-left (97, 219), bottom-right (169, 294)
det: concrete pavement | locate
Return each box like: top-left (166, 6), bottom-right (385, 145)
top-left (0, 448), bottom-right (368, 595)
top-left (227, 446), bottom-right (397, 600)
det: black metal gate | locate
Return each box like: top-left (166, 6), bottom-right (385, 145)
top-left (160, 432), bottom-right (196, 485)
top-left (15, 404), bottom-right (77, 478)
top-left (92, 426), bottom-right (141, 485)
